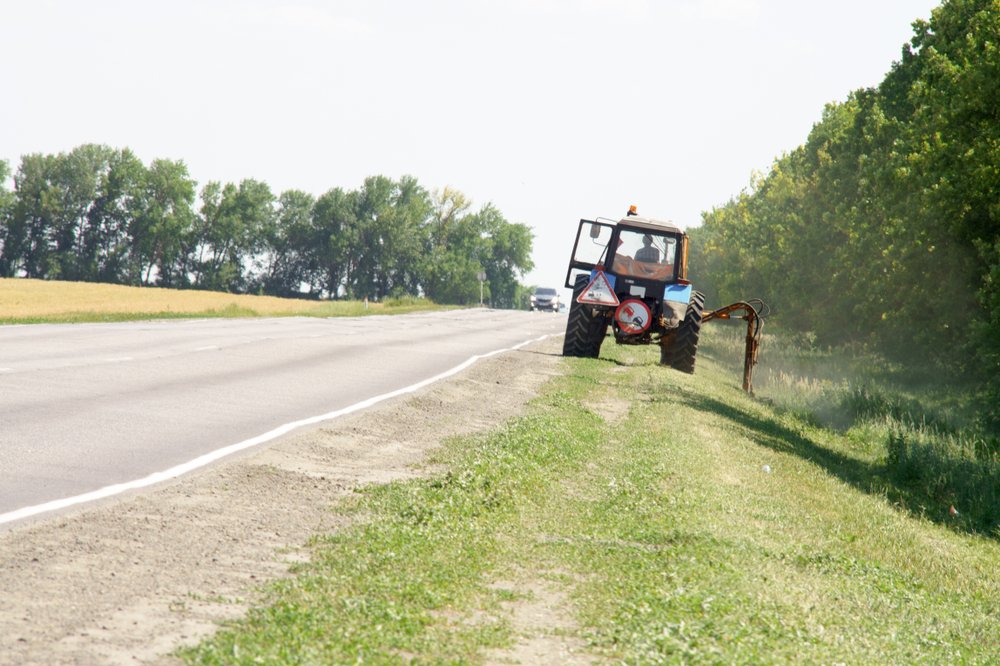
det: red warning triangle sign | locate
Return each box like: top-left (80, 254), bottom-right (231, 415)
top-left (577, 271), bottom-right (620, 306)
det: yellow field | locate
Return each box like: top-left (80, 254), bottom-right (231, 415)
top-left (0, 278), bottom-right (441, 323)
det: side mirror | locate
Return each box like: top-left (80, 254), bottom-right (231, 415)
top-left (589, 223), bottom-right (602, 239)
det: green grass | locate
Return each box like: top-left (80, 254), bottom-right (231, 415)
top-left (702, 326), bottom-right (1000, 537)
top-left (181, 329), bottom-right (1000, 664)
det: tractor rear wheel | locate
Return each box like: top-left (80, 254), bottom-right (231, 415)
top-left (660, 290), bottom-right (705, 373)
top-left (562, 274), bottom-right (609, 358)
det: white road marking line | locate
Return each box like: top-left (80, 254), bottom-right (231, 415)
top-left (105, 357), bottom-right (134, 363)
top-left (0, 333), bottom-right (559, 526)
top-left (0, 367), bottom-right (13, 373)
top-left (194, 346), bottom-right (217, 351)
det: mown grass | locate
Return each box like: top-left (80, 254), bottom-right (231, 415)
top-left (0, 278), bottom-right (445, 324)
top-left (701, 326), bottom-right (1000, 537)
top-left (181, 328), bottom-right (1000, 664)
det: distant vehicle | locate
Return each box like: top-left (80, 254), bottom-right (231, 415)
top-left (529, 287), bottom-right (560, 312)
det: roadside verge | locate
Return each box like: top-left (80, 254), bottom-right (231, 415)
top-left (0, 336), bottom-right (565, 665)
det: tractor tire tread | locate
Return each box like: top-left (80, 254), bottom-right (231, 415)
top-left (661, 290), bottom-right (704, 373)
top-left (563, 275), bottom-right (608, 358)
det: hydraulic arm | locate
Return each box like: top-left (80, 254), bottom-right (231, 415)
top-left (702, 299), bottom-right (767, 393)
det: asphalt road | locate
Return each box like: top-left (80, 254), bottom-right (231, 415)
top-left (0, 309), bottom-right (566, 526)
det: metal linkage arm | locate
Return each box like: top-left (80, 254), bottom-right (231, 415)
top-left (703, 300), bottom-right (767, 394)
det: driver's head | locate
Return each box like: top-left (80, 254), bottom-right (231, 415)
top-left (642, 234), bottom-right (653, 246)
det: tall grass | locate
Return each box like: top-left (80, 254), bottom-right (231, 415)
top-left (700, 324), bottom-right (1000, 537)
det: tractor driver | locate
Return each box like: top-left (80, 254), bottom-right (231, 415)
top-left (634, 234), bottom-right (660, 263)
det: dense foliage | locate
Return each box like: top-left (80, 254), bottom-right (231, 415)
top-left (689, 0), bottom-right (1000, 429)
top-left (0, 147), bottom-right (533, 307)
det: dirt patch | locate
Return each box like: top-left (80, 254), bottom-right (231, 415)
top-left (582, 395), bottom-right (631, 424)
top-left (484, 577), bottom-right (597, 666)
top-left (0, 338), bottom-right (565, 666)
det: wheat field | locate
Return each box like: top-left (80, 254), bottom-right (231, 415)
top-left (0, 278), bottom-right (440, 323)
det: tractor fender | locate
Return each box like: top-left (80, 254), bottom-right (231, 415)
top-left (664, 284), bottom-right (693, 323)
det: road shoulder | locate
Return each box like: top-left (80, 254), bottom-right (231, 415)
top-left (0, 337), bottom-right (565, 666)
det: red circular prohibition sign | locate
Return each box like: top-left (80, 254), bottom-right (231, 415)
top-left (614, 299), bottom-right (652, 335)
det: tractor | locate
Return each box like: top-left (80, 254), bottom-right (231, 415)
top-left (562, 206), bottom-right (765, 392)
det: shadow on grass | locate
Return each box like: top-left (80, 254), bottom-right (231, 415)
top-left (675, 392), bottom-right (999, 540)
top-left (594, 350), bottom-right (662, 367)
top-left (676, 392), bottom-right (881, 488)
top-left (606, 358), bottom-right (665, 368)
top-left (519, 349), bottom-right (564, 358)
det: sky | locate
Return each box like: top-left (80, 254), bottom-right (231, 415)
top-left (1, 0), bottom-right (941, 297)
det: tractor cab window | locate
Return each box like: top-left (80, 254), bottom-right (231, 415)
top-left (571, 222), bottom-right (613, 266)
top-left (611, 229), bottom-right (677, 281)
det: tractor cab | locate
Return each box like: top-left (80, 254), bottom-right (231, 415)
top-left (564, 215), bottom-right (693, 346)
top-left (564, 216), bottom-right (689, 293)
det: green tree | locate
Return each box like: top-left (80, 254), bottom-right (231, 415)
top-left (311, 187), bottom-right (358, 298)
top-left (421, 191), bottom-right (533, 307)
top-left (129, 159), bottom-right (197, 287)
top-left (50, 144), bottom-right (122, 281)
top-left (255, 189), bottom-right (317, 297)
top-left (0, 147), bottom-right (536, 312)
top-left (0, 160), bottom-right (15, 275)
top-left (422, 188), bottom-right (485, 305)
top-left (5, 152), bottom-right (62, 279)
top-left (84, 148), bottom-right (147, 284)
top-left (476, 204), bottom-right (534, 309)
top-left (347, 175), bottom-right (432, 300)
top-left (0, 145), bottom-right (142, 283)
top-left (690, 0), bottom-right (1000, 427)
top-left (193, 179), bottom-right (276, 293)
top-left (388, 175), bottom-right (433, 297)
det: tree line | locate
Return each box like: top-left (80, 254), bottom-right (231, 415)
top-left (688, 0), bottom-right (1000, 428)
top-left (0, 145), bottom-right (534, 308)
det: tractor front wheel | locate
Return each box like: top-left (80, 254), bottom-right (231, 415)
top-left (562, 275), bottom-right (609, 358)
top-left (660, 290), bottom-right (705, 373)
